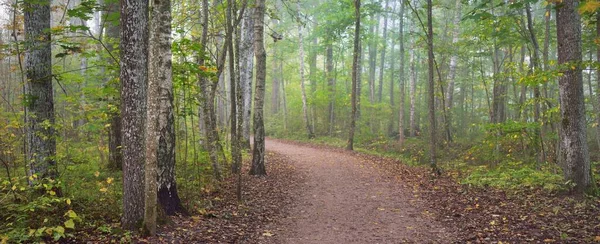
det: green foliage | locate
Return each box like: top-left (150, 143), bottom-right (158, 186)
top-left (464, 121), bottom-right (539, 165)
top-left (462, 162), bottom-right (564, 191)
top-left (0, 177), bottom-right (80, 242)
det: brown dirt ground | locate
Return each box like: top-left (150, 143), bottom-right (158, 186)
top-left (263, 138), bottom-right (456, 243)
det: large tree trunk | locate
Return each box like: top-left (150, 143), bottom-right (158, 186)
top-left (250, 0), bottom-right (267, 175)
top-left (297, 12), bottom-right (315, 139)
top-left (397, 0), bottom-right (405, 147)
top-left (24, 0), bottom-right (56, 180)
top-left (152, 0), bottom-right (185, 216)
top-left (556, 0), bottom-right (592, 193)
top-left (120, 0), bottom-right (148, 230)
top-left (145, 0), bottom-right (166, 233)
top-left (240, 8), bottom-right (255, 148)
top-left (228, 0), bottom-right (242, 174)
top-left (595, 13), bottom-right (600, 151)
top-left (347, 0), bottom-right (361, 151)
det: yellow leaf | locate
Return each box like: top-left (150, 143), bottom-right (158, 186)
top-left (490, 220), bottom-right (497, 226)
top-left (106, 177), bottom-right (114, 184)
top-left (99, 187), bottom-right (108, 192)
top-left (66, 210), bottom-right (78, 218)
top-left (64, 219), bottom-right (75, 229)
top-left (579, 0), bottom-right (600, 14)
top-left (262, 231), bottom-right (274, 237)
top-left (66, 199), bottom-right (71, 205)
top-left (54, 226), bottom-right (65, 234)
top-left (48, 190), bottom-right (56, 196)
top-left (11, 185), bottom-right (16, 191)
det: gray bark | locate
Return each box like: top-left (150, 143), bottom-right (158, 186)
top-left (271, 45), bottom-right (280, 115)
top-left (409, 42), bottom-right (417, 136)
top-left (240, 8), bottom-right (255, 148)
top-left (152, 0), bottom-right (185, 216)
top-left (120, 0), bottom-right (148, 230)
top-left (326, 40), bottom-right (335, 135)
top-left (445, 0), bottom-right (461, 109)
top-left (427, 0), bottom-right (439, 173)
top-left (250, 0), bottom-right (266, 175)
top-left (367, 17), bottom-right (378, 104)
top-left (347, 0), bottom-right (360, 151)
top-left (297, 12), bottom-right (315, 139)
top-left (378, 0), bottom-right (389, 103)
top-left (556, 0), bottom-right (592, 193)
top-left (24, 0), bottom-right (56, 179)
top-left (397, 0), bottom-right (405, 147)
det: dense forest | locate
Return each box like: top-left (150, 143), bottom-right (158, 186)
top-left (0, 0), bottom-right (599, 241)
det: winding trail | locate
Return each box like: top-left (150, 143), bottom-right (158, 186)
top-left (265, 139), bottom-right (455, 243)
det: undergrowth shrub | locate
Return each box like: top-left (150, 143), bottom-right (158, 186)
top-left (462, 162), bottom-right (565, 191)
top-left (0, 176), bottom-right (80, 242)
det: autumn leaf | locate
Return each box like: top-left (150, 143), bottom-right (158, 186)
top-left (579, 0), bottom-right (600, 13)
top-left (64, 219), bottom-right (75, 229)
top-left (262, 231), bottom-right (274, 237)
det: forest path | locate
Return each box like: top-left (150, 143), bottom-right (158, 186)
top-left (264, 138), bottom-right (456, 243)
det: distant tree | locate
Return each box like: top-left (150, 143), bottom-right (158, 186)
top-left (104, 0), bottom-right (123, 171)
top-left (347, 0), bottom-right (361, 151)
top-left (297, 5), bottom-right (315, 140)
top-left (426, 0), bottom-right (439, 174)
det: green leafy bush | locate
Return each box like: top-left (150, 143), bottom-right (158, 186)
top-left (0, 176), bottom-right (81, 242)
top-left (462, 162), bottom-right (565, 191)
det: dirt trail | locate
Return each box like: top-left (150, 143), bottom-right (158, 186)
top-left (265, 139), bottom-right (455, 243)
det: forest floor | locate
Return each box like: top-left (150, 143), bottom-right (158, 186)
top-left (134, 138), bottom-right (600, 243)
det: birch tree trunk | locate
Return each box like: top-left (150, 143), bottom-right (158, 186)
top-left (250, 0), bottom-right (267, 175)
top-left (397, 0), bottom-right (405, 147)
top-left (240, 8), bottom-right (255, 148)
top-left (367, 19), bottom-right (377, 104)
top-left (377, 0), bottom-right (389, 103)
top-left (556, 0), bottom-right (592, 193)
top-left (445, 0), bottom-right (461, 109)
top-left (409, 43), bottom-right (417, 137)
top-left (24, 0), bottom-right (56, 179)
top-left (427, 0), bottom-right (439, 173)
top-left (152, 0), bottom-right (185, 216)
top-left (347, 0), bottom-right (361, 151)
top-left (326, 39), bottom-right (335, 135)
top-left (120, 0), bottom-right (149, 230)
top-left (297, 12), bottom-right (315, 139)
